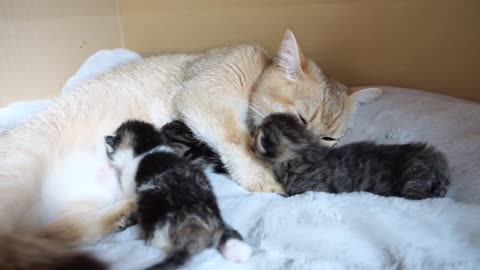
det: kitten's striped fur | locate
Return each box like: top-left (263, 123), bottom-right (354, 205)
top-left (253, 113), bottom-right (449, 199)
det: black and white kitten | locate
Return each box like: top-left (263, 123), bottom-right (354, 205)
top-left (252, 113), bottom-right (450, 199)
top-left (160, 120), bottom-right (227, 174)
top-left (105, 120), bottom-right (251, 270)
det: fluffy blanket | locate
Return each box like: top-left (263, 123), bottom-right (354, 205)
top-left (1, 49), bottom-right (479, 270)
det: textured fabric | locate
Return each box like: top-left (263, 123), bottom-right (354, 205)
top-left (1, 49), bottom-right (479, 270)
top-left (340, 87), bottom-right (480, 204)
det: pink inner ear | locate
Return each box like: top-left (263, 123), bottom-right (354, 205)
top-left (297, 44), bottom-right (307, 71)
top-left (276, 29), bottom-right (308, 79)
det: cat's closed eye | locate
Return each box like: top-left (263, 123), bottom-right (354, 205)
top-left (321, 136), bottom-right (337, 142)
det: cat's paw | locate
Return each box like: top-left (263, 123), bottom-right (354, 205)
top-left (241, 169), bottom-right (285, 193)
top-left (112, 199), bottom-right (136, 231)
top-left (244, 181), bottom-right (285, 193)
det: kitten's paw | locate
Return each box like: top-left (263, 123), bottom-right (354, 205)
top-left (220, 239), bottom-right (252, 263)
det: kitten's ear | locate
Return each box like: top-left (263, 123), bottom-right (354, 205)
top-left (274, 29), bottom-right (307, 80)
top-left (256, 131), bottom-right (269, 155)
top-left (256, 131), bottom-right (279, 157)
top-left (348, 87), bottom-right (383, 104)
top-left (105, 135), bottom-right (115, 148)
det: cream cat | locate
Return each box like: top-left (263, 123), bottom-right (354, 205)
top-left (0, 30), bottom-right (381, 266)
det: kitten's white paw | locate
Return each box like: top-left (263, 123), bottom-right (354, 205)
top-left (220, 239), bottom-right (252, 263)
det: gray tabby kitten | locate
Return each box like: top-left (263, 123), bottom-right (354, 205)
top-left (105, 120), bottom-right (251, 270)
top-left (252, 113), bottom-right (450, 199)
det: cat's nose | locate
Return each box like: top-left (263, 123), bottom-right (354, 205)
top-left (105, 135), bottom-right (115, 146)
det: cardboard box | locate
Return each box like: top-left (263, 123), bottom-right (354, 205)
top-left (1, 0), bottom-right (479, 106)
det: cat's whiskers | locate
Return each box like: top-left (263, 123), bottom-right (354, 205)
top-left (216, 94), bottom-right (267, 119)
top-left (247, 104), bottom-right (266, 119)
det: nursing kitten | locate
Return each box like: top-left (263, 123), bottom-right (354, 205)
top-left (160, 120), bottom-right (227, 174)
top-left (106, 120), bottom-right (251, 269)
top-left (252, 113), bottom-right (450, 199)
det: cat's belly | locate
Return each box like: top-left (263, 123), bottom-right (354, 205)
top-left (40, 139), bottom-right (124, 225)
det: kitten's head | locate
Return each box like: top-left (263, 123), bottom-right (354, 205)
top-left (251, 29), bottom-right (382, 146)
top-left (252, 113), bottom-right (314, 164)
top-left (160, 120), bottom-right (198, 156)
top-left (105, 120), bottom-right (163, 169)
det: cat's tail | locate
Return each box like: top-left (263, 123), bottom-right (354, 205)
top-left (0, 233), bottom-right (108, 270)
top-left (216, 223), bottom-right (252, 263)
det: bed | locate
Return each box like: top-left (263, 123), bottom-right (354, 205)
top-left (1, 49), bottom-right (479, 270)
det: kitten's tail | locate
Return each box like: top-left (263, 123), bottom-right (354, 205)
top-left (0, 233), bottom-right (108, 270)
top-left (144, 223), bottom-right (251, 270)
top-left (216, 224), bottom-right (252, 263)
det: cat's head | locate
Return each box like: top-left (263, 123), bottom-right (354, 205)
top-left (252, 113), bottom-right (314, 164)
top-left (250, 29), bottom-right (382, 147)
top-left (105, 120), bottom-right (164, 169)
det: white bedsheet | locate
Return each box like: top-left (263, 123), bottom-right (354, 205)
top-left (1, 49), bottom-right (479, 270)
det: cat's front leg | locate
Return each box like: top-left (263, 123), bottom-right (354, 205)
top-left (218, 139), bottom-right (284, 193)
top-left (177, 95), bottom-right (284, 193)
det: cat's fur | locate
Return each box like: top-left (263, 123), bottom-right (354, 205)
top-left (0, 29), bottom-right (381, 262)
top-left (160, 120), bottom-right (227, 174)
top-left (106, 120), bottom-right (251, 269)
top-left (0, 233), bottom-right (108, 270)
top-left (253, 113), bottom-right (450, 199)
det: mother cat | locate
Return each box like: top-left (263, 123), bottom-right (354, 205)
top-left (0, 30), bottom-right (380, 266)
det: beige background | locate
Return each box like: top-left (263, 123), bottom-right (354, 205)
top-left (0, 0), bottom-right (123, 106)
top-left (1, 0), bottom-right (479, 106)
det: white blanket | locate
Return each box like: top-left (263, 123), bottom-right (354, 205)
top-left (1, 49), bottom-right (479, 270)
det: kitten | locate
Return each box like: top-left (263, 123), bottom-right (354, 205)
top-left (252, 113), bottom-right (450, 199)
top-left (106, 120), bottom-right (251, 269)
top-left (160, 120), bottom-right (227, 174)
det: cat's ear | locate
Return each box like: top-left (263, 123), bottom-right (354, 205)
top-left (274, 29), bottom-right (308, 80)
top-left (348, 87), bottom-right (383, 104)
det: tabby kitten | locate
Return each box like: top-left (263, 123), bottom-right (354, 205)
top-left (252, 113), bottom-right (450, 199)
top-left (106, 120), bottom-right (251, 269)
